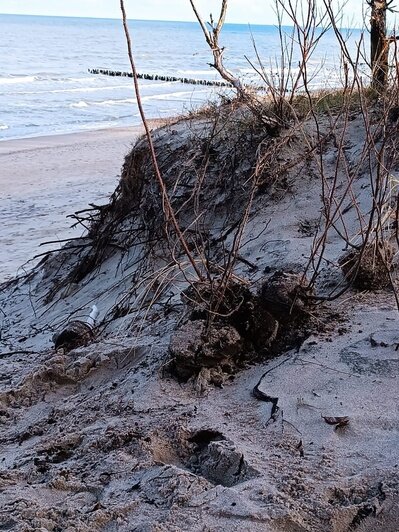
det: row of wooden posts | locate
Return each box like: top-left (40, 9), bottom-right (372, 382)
top-left (88, 68), bottom-right (231, 87)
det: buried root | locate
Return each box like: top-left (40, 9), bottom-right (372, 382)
top-left (168, 271), bottom-right (316, 385)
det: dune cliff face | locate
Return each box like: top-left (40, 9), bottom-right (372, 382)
top-left (0, 103), bottom-right (398, 531)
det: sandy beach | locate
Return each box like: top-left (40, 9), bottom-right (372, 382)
top-left (0, 126), bottom-right (145, 281)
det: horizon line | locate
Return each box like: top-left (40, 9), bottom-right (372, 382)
top-left (0, 12), bottom-right (365, 30)
top-left (0, 12), bottom-right (266, 25)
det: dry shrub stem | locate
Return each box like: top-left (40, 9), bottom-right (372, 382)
top-left (188, 0), bottom-right (245, 95)
top-left (119, 0), bottom-right (203, 280)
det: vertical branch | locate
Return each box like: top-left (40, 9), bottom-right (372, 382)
top-left (188, 0), bottom-right (246, 94)
top-left (368, 0), bottom-right (388, 90)
top-left (190, 0), bottom-right (280, 132)
top-left (119, 0), bottom-right (203, 280)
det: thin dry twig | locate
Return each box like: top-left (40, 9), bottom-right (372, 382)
top-left (119, 0), bottom-right (203, 280)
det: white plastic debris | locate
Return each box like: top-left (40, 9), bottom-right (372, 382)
top-left (86, 305), bottom-right (99, 329)
top-left (52, 305), bottom-right (99, 351)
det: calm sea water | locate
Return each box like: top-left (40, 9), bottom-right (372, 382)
top-left (0, 14), bottom-right (366, 140)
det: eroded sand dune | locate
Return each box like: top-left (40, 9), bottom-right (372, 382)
top-left (0, 106), bottom-right (398, 531)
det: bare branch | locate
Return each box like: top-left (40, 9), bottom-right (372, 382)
top-left (215, 0), bottom-right (228, 36)
top-left (119, 0), bottom-right (203, 280)
top-left (189, 0), bottom-right (212, 46)
top-left (189, 0), bottom-right (246, 94)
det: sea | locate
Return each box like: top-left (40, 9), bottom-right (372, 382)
top-left (0, 14), bottom-right (367, 141)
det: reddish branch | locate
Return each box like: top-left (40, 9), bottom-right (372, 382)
top-left (119, 0), bottom-right (203, 280)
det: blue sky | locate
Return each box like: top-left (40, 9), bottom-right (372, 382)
top-left (0, 1), bottom-right (393, 27)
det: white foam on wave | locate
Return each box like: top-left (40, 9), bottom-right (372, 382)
top-left (0, 75), bottom-right (36, 85)
top-left (0, 124), bottom-right (9, 130)
top-left (94, 98), bottom-right (135, 106)
top-left (65, 77), bottom-right (103, 83)
top-left (150, 89), bottom-right (211, 100)
top-left (91, 89), bottom-right (212, 107)
top-left (15, 80), bottom-right (186, 97)
top-left (18, 84), bottom-right (130, 95)
top-left (70, 100), bottom-right (89, 108)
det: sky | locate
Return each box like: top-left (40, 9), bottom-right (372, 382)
top-left (0, 1), bottom-right (394, 27)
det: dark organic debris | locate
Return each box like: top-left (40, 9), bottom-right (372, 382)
top-left (251, 357), bottom-right (291, 423)
top-left (169, 278), bottom-right (280, 382)
top-left (257, 271), bottom-right (316, 354)
top-left (297, 439), bottom-right (305, 457)
top-left (170, 273), bottom-right (315, 383)
top-left (52, 320), bottom-right (94, 352)
top-left (258, 270), bottom-right (313, 320)
top-left (252, 380), bottom-right (279, 421)
top-left (322, 415), bottom-right (350, 429)
top-left (169, 320), bottom-right (242, 381)
top-left (339, 241), bottom-right (394, 290)
top-left (182, 279), bottom-right (279, 350)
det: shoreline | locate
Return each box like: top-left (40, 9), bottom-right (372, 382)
top-left (0, 119), bottom-right (168, 155)
top-left (0, 122), bottom-right (170, 281)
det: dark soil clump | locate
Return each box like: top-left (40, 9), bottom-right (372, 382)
top-left (339, 242), bottom-right (394, 290)
top-left (181, 279), bottom-right (279, 351)
top-left (170, 273), bottom-right (315, 382)
top-left (169, 320), bottom-right (242, 381)
top-left (258, 270), bottom-right (313, 320)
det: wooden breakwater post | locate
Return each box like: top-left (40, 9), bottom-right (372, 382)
top-left (88, 68), bottom-right (232, 87)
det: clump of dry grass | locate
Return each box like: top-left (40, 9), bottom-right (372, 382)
top-left (291, 86), bottom-right (379, 117)
top-left (339, 241), bottom-right (394, 290)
